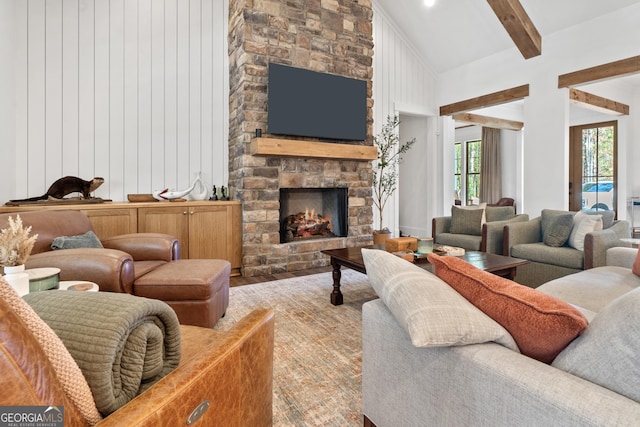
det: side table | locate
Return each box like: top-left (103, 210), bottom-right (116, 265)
top-left (620, 238), bottom-right (640, 249)
top-left (59, 281), bottom-right (99, 292)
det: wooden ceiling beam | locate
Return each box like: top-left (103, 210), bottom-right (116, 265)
top-left (452, 113), bottom-right (524, 131)
top-left (486, 0), bottom-right (542, 59)
top-left (569, 88), bottom-right (629, 116)
top-left (439, 84), bottom-right (529, 116)
top-left (558, 55), bottom-right (640, 88)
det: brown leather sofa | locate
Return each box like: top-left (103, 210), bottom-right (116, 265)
top-left (0, 295), bottom-right (275, 426)
top-left (0, 210), bottom-right (229, 327)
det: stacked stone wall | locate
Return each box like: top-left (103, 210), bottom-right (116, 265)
top-left (228, 0), bottom-right (375, 276)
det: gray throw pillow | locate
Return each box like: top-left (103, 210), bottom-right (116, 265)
top-left (552, 287), bottom-right (640, 403)
top-left (543, 213), bottom-right (573, 247)
top-left (485, 206), bottom-right (515, 222)
top-left (52, 231), bottom-right (103, 250)
top-left (541, 209), bottom-right (575, 236)
top-left (450, 206), bottom-right (484, 236)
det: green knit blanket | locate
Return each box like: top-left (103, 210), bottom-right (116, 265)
top-left (24, 290), bottom-right (181, 416)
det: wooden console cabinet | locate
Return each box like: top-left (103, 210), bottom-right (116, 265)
top-left (0, 201), bottom-right (242, 275)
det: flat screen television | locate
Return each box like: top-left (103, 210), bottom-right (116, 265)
top-left (267, 63), bottom-right (367, 141)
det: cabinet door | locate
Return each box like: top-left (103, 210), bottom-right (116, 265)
top-left (80, 208), bottom-right (137, 239)
top-left (138, 206), bottom-right (190, 257)
top-left (188, 205), bottom-right (234, 261)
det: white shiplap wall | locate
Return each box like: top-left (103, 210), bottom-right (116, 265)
top-left (9, 0), bottom-right (229, 202)
top-left (6, 0), bottom-right (435, 221)
top-left (371, 1), bottom-right (436, 233)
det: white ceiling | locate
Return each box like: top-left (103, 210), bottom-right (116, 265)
top-left (374, 0), bottom-right (640, 73)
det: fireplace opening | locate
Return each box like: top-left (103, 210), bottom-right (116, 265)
top-left (280, 188), bottom-right (348, 243)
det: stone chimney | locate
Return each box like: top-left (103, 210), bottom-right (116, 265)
top-left (228, 0), bottom-right (375, 276)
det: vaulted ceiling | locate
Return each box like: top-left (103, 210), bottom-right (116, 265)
top-left (374, 0), bottom-right (640, 73)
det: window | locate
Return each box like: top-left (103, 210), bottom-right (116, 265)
top-left (454, 143), bottom-right (462, 200)
top-left (454, 139), bottom-right (482, 205)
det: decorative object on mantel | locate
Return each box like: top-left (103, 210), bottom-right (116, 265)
top-left (372, 115), bottom-right (416, 244)
top-left (153, 173), bottom-right (209, 201)
top-left (0, 215), bottom-right (38, 296)
top-left (5, 176), bottom-right (107, 206)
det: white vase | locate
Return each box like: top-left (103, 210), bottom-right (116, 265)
top-left (3, 264), bottom-right (30, 296)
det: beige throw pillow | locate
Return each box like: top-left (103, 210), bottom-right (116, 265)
top-left (0, 279), bottom-right (103, 425)
top-left (568, 211), bottom-right (603, 251)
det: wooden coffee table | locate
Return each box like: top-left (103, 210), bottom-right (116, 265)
top-left (321, 245), bottom-right (528, 306)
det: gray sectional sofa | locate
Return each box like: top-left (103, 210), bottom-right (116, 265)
top-left (361, 247), bottom-right (640, 426)
top-left (503, 209), bottom-right (630, 287)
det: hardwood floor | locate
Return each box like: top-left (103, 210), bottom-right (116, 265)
top-left (230, 266), bottom-right (333, 287)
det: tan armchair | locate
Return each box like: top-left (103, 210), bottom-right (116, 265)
top-left (503, 209), bottom-right (631, 287)
top-left (432, 205), bottom-right (529, 254)
top-left (0, 295), bottom-right (275, 426)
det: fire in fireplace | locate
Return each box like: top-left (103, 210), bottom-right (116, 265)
top-left (279, 188), bottom-right (348, 243)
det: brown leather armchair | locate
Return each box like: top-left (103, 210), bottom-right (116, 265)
top-left (1, 210), bottom-right (230, 328)
top-left (0, 296), bottom-right (275, 426)
top-left (0, 210), bottom-right (179, 294)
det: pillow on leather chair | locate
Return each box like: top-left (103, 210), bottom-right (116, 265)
top-left (52, 230), bottom-right (103, 250)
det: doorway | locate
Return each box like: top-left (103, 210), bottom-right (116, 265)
top-left (568, 121), bottom-right (617, 213)
top-left (398, 114), bottom-right (430, 237)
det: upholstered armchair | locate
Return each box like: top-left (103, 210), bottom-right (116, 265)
top-left (503, 209), bottom-right (631, 287)
top-left (0, 210), bottom-right (179, 294)
top-left (432, 205), bottom-right (529, 254)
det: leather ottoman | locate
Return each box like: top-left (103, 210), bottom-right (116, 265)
top-left (133, 259), bottom-right (230, 328)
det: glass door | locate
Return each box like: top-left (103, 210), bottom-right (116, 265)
top-left (569, 121), bottom-right (617, 213)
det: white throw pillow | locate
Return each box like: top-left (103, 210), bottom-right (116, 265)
top-left (361, 248), bottom-right (518, 350)
top-left (568, 211), bottom-right (602, 251)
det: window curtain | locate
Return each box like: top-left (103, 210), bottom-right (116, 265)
top-left (480, 127), bottom-right (501, 204)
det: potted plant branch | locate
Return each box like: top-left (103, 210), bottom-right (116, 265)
top-left (372, 115), bottom-right (415, 243)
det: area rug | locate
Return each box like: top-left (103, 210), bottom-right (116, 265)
top-left (215, 269), bottom-right (377, 426)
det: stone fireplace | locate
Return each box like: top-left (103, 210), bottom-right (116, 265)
top-left (280, 187), bottom-right (348, 243)
top-left (228, 0), bottom-right (375, 276)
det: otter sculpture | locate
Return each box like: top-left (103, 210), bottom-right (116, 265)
top-left (9, 176), bottom-right (104, 203)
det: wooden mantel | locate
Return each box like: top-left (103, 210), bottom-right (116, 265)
top-left (250, 137), bottom-right (378, 161)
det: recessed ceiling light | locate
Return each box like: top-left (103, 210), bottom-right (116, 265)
top-left (424, 0), bottom-right (435, 7)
